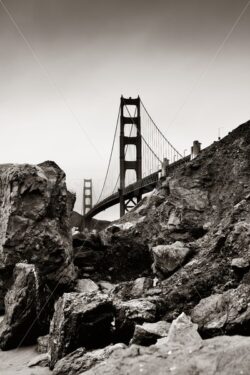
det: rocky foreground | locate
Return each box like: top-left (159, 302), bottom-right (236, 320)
top-left (1, 121), bottom-right (250, 374)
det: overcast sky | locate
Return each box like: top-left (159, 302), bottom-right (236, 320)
top-left (0, 0), bottom-right (249, 218)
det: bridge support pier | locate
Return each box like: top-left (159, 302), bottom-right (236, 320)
top-left (120, 96), bottom-right (142, 217)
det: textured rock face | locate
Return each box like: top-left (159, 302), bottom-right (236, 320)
top-left (37, 334), bottom-right (49, 354)
top-left (53, 344), bottom-right (126, 375)
top-left (130, 320), bottom-right (170, 346)
top-left (152, 241), bottom-right (191, 277)
top-left (101, 121), bottom-right (250, 323)
top-left (75, 278), bottom-right (99, 293)
top-left (82, 313), bottom-right (250, 375)
top-left (0, 161), bottom-right (76, 311)
top-left (0, 263), bottom-right (47, 350)
top-left (191, 283), bottom-right (250, 337)
top-left (114, 298), bottom-right (157, 344)
top-left (48, 291), bottom-right (114, 369)
top-left (74, 231), bottom-right (152, 283)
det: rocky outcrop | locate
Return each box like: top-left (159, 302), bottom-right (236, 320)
top-left (0, 263), bottom-right (47, 350)
top-left (82, 313), bottom-right (250, 375)
top-left (48, 291), bottom-right (114, 369)
top-left (0, 161), bottom-right (76, 311)
top-left (53, 343), bottom-right (126, 375)
top-left (191, 283), bottom-right (250, 337)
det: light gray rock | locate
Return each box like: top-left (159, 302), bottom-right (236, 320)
top-left (81, 314), bottom-right (250, 375)
top-left (152, 241), bottom-right (191, 277)
top-left (75, 279), bottom-right (99, 293)
top-left (191, 284), bottom-right (250, 335)
top-left (53, 343), bottom-right (126, 375)
top-left (28, 353), bottom-right (50, 368)
top-left (231, 257), bottom-right (249, 269)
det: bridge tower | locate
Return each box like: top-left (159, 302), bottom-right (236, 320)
top-left (82, 179), bottom-right (93, 215)
top-left (119, 96), bottom-right (142, 216)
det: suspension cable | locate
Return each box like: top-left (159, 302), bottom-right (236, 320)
top-left (96, 105), bottom-right (121, 203)
top-left (140, 98), bottom-right (183, 158)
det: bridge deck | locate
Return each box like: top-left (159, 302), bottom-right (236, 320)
top-left (84, 155), bottom-right (190, 219)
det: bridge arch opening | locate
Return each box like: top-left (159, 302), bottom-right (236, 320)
top-left (125, 144), bottom-right (137, 161)
top-left (125, 169), bottom-right (137, 186)
top-left (123, 104), bottom-right (138, 118)
top-left (124, 123), bottom-right (138, 137)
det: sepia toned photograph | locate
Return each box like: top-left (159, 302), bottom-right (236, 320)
top-left (0, 0), bottom-right (250, 374)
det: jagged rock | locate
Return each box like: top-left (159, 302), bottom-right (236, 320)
top-left (37, 334), bottom-right (49, 354)
top-left (28, 353), bottom-right (50, 368)
top-left (0, 263), bottom-right (48, 350)
top-left (82, 334), bottom-right (250, 375)
top-left (82, 313), bottom-right (250, 375)
top-left (130, 320), bottom-right (170, 346)
top-left (163, 312), bottom-right (202, 348)
top-left (231, 257), bottom-right (249, 269)
top-left (0, 161), bottom-right (76, 310)
top-left (152, 241), bottom-right (192, 277)
top-left (112, 277), bottom-right (153, 300)
top-left (191, 283), bottom-right (250, 337)
top-left (98, 281), bottom-right (115, 293)
top-left (75, 279), bottom-right (99, 293)
top-left (114, 298), bottom-right (157, 344)
top-left (48, 291), bottom-right (114, 369)
top-left (53, 343), bottom-right (126, 375)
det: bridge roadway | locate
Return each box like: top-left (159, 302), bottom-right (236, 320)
top-left (84, 155), bottom-right (190, 220)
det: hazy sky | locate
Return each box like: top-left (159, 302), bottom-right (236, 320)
top-left (0, 0), bottom-right (250, 218)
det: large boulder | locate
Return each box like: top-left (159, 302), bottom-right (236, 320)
top-left (191, 283), bottom-right (250, 337)
top-left (82, 313), bottom-right (250, 375)
top-left (152, 241), bottom-right (192, 277)
top-left (53, 343), bottom-right (126, 375)
top-left (0, 161), bottom-right (76, 310)
top-left (114, 298), bottom-right (157, 344)
top-left (0, 263), bottom-right (48, 349)
top-left (48, 291), bottom-right (114, 369)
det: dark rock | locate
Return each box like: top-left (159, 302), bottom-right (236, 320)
top-left (0, 161), bottom-right (76, 310)
top-left (114, 298), bottom-right (157, 344)
top-left (74, 231), bottom-right (152, 283)
top-left (53, 343), bottom-right (126, 375)
top-left (48, 291), bottom-right (114, 369)
top-left (0, 263), bottom-right (48, 350)
top-left (130, 320), bottom-right (170, 346)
